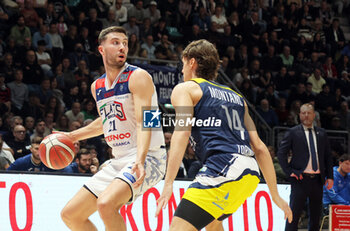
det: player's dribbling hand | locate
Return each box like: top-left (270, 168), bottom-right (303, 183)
top-left (52, 131), bottom-right (77, 142)
top-left (155, 183), bottom-right (173, 217)
top-left (132, 162), bottom-right (145, 188)
top-left (273, 195), bottom-right (293, 223)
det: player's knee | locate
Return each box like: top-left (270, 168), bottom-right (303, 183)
top-left (97, 197), bottom-right (115, 219)
top-left (61, 206), bottom-right (74, 225)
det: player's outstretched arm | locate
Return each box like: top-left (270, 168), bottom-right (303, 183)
top-left (156, 83), bottom-right (193, 217)
top-left (129, 69), bottom-right (155, 188)
top-left (243, 101), bottom-right (293, 223)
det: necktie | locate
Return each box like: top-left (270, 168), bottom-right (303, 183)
top-left (308, 128), bottom-right (318, 171)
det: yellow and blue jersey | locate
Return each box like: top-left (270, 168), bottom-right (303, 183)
top-left (190, 78), bottom-right (254, 163)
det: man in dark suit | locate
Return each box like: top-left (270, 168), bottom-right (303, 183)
top-left (277, 103), bottom-right (334, 231)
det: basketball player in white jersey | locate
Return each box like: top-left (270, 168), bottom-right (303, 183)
top-left (60, 26), bottom-right (166, 231)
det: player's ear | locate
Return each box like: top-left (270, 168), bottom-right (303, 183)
top-left (189, 58), bottom-right (196, 66)
top-left (98, 45), bottom-right (104, 56)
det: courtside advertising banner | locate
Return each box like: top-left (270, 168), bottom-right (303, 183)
top-left (0, 173), bottom-right (290, 231)
top-left (330, 204), bottom-right (350, 231)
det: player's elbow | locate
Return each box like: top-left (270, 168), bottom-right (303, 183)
top-left (252, 142), bottom-right (268, 156)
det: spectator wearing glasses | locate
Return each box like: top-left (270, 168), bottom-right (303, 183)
top-left (6, 125), bottom-right (31, 160)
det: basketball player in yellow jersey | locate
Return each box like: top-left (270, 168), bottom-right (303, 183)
top-left (156, 40), bottom-right (292, 230)
top-left (60, 26), bottom-right (166, 231)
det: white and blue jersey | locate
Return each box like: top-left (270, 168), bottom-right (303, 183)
top-left (95, 63), bottom-right (165, 159)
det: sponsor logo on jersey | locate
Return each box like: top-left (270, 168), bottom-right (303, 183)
top-left (100, 101), bottom-right (126, 123)
top-left (112, 141), bottom-right (130, 147)
top-left (105, 132), bottom-right (131, 142)
top-left (104, 90), bottom-right (115, 98)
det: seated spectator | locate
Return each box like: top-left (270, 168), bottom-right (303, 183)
top-left (55, 114), bottom-right (70, 132)
top-left (127, 0), bottom-right (144, 26)
top-left (77, 80), bottom-right (91, 104)
top-left (287, 82), bottom-right (307, 108)
top-left (325, 18), bottom-right (345, 57)
top-left (101, 8), bottom-right (119, 29)
top-left (63, 85), bottom-right (80, 110)
top-left (337, 101), bottom-right (350, 130)
top-left (65, 101), bottom-right (84, 125)
top-left (323, 154), bottom-right (350, 214)
top-left (210, 5), bottom-right (228, 34)
top-left (43, 111), bottom-right (55, 134)
top-left (48, 22), bottom-right (64, 66)
top-left (20, 0), bottom-right (40, 32)
top-left (308, 52), bottom-right (322, 72)
top-left (307, 68), bottom-right (326, 94)
top-left (288, 100), bottom-right (302, 126)
top-left (68, 43), bottom-right (90, 69)
top-left (320, 106), bottom-right (337, 129)
top-left (37, 77), bottom-right (53, 106)
top-left (21, 92), bottom-right (44, 121)
top-left (30, 118), bottom-right (49, 141)
top-left (22, 50), bottom-right (44, 89)
top-left (113, 0), bottom-right (128, 25)
top-left (6, 124), bottom-right (31, 160)
top-left (57, 15), bottom-right (68, 36)
top-left (311, 32), bottom-right (327, 57)
top-left (74, 60), bottom-right (91, 83)
top-left (293, 51), bottom-right (311, 83)
top-left (152, 18), bottom-right (168, 42)
top-left (154, 34), bottom-right (174, 60)
top-left (256, 98), bottom-right (279, 128)
top-left (279, 46), bottom-right (294, 70)
top-left (0, 135), bottom-right (14, 170)
top-left (24, 116), bottom-right (35, 137)
top-left (192, 6), bottom-right (211, 32)
top-left (7, 137), bottom-right (54, 172)
top-left (82, 8), bottom-right (102, 43)
top-left (82, 98), bottom-right (97, 121)
top-left (61, 57), bottom-right (77, 89)
top-left (274, 66), bottom-right (293, 98)
top-left (143, 1), bottom-right (161, 26)
top-left (32, 25), bottom-right (53, 51)
top-left (0, 53), bottom-right (16, 83)
top-left (275, 98), bottom-right (289, 126)
top-left (123, 16), bottom-right (139, 38)
top-left (139, 18), bottom-right (153, 43)
top-left (36, 40), bottom-right (53, 77)
top-left (7, 69), bottom-right (29, 115)
top-left (242, 11), bottom-right (261, 47)
top-left (9, 15), bottom-right (31, 46)
top-left (62, 148), bottom-right (96, 174)
top-left (0, 72), bottom-right (11, 114)
top-left (315, 84), bottom-right (336, 112)
top-left (127, 33), bottom-right (140, 57)
top-left (62, 25), bottom-right (79, 53)
top-left (141, 35), bottom-right (156, 59)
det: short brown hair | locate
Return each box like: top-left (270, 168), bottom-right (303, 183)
top-left (98, 26), bottom-right (127, 44)
top-left (339, 154), bottom-right (350, 162)
top-left (32, 136), bottom-right (43, 145)
top-left (182, 39), bottom-right (220, 80)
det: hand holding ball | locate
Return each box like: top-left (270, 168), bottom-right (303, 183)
top-left (39, 133), bottom-right (75, 169)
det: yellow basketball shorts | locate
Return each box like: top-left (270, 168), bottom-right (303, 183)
top-left (182, 153), bottom-right (260, 219)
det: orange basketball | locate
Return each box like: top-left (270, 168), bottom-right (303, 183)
top-left (39, 133), bottom-right (75, 170)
